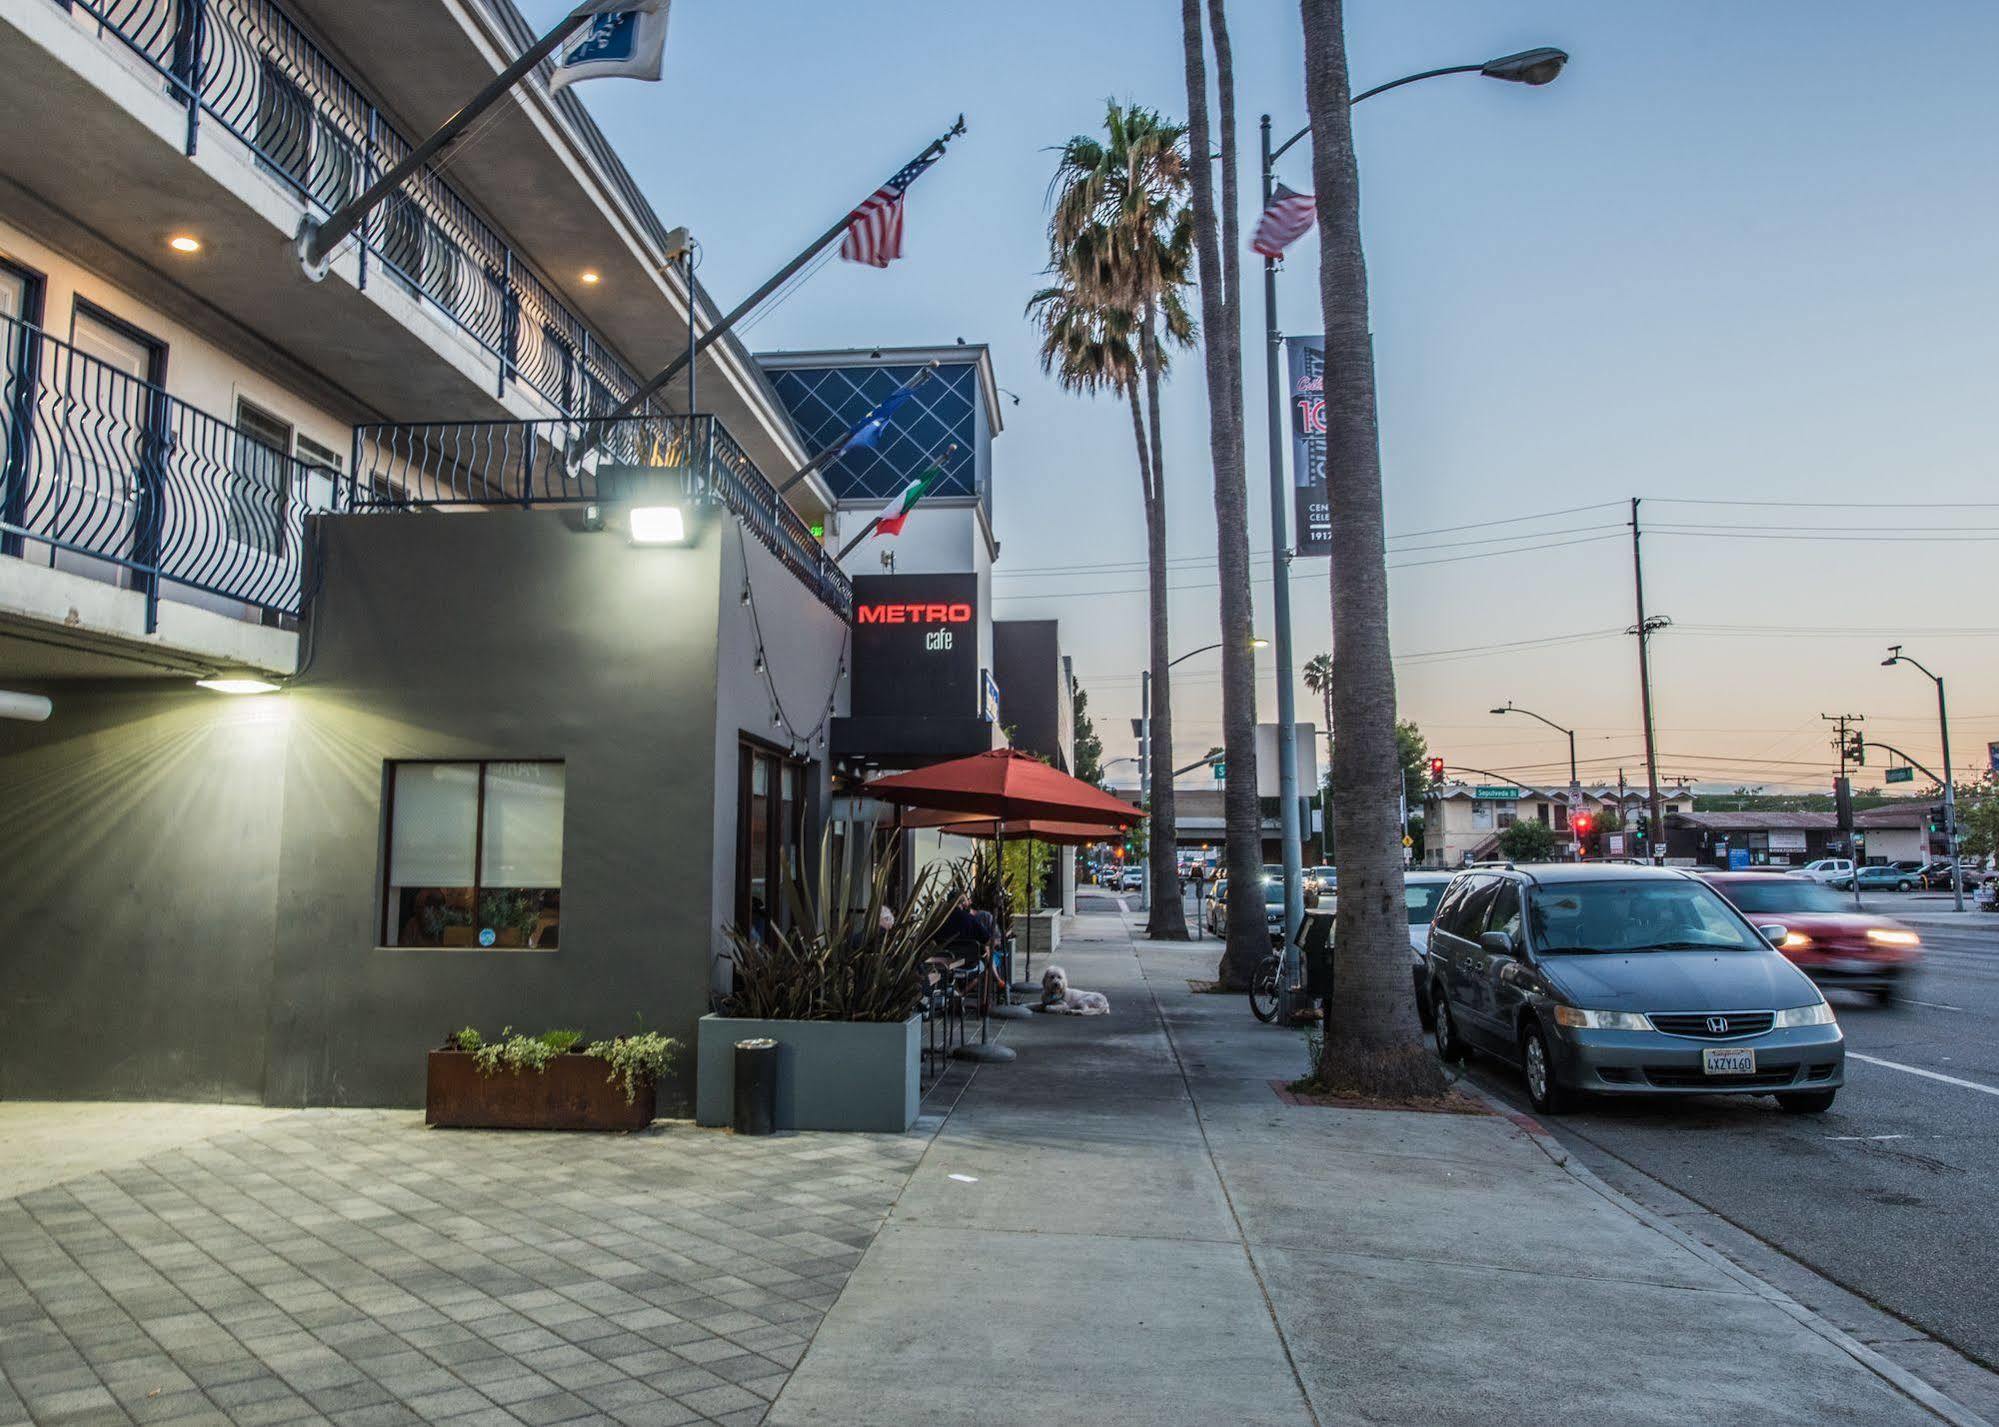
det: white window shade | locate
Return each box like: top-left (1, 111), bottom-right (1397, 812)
top-left (390, 763), bottom-right (477, 885)
top-left (481, 762), bottom-right (565, 888)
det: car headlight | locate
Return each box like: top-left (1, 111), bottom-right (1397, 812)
top-left (1781, 932), bottom-right (1813, 950)
top-left (1772, 1002), bottom-right (1836, 1028)
top-left (1552, 1005), bottom-right (1651, 1031)
top-left (1866, 928), bottom-right (1919, 947)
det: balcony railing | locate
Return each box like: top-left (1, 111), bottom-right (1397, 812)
top-left (61, 0), bottom-right (649, 418)
top-left (1, 313), bottom-right (315, 627)
top-left (350, 416), bottom-right (853, 617)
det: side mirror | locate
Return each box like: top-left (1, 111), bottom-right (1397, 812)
top-left (1478, 930), bottom-right (1515, 958)
top-left (1757, 923), bottom-right (1789, 946)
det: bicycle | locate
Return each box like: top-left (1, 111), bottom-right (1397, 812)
top-left (1249, 948), bottom-right (1302, 1023)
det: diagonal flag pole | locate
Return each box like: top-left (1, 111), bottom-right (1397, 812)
top-left (834, 441), bottom-right (957, 561)
top-left (583, 116), bottom-right (967, 449)
top-left (296, 0), bottom-right (630, 275)
top-left (774, 361), bottom-right (939, 496)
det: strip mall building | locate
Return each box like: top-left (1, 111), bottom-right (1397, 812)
top-left (0, 1), bottom-right (1069, 1110)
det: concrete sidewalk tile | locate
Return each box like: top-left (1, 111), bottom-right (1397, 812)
top-left (764, 1224), bottom-right (1310, 1427)
top-left (1253, 1243), bottom-right (1937, 1427)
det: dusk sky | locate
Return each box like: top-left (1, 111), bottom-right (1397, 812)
top-left (522, 0), bottom-right (1999, 795)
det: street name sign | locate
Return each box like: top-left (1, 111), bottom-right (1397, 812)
top-left (1885, 766), bottom-right (1915, 784)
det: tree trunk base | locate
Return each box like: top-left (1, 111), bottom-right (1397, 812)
top-left (1313, 1040), bottom-right (1450, 1102)
top-left (1146, 924), bottom-right (1192, 942)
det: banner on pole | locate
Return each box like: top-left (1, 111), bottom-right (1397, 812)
top-left (1285, 336), bottom-right (1331, 556)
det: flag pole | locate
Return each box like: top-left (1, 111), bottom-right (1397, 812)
top-left (833, 442), bottom-right (956, 560)
top-left (773, 361), bottom-right (939, 496)
top-left (588, 116), bottom-right (967, 437)
top-left (296, 0), bottom-right (609, 276)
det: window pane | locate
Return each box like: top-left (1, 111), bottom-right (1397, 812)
top-left (387, 763), bottom-right (477, 946)
top-left (746, 754), bottom-right (771, 931)
top-left (480, 762), bottom-right (563, 887)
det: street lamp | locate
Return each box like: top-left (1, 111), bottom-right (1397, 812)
top-left (1141, 636), bottom-right (1268, 911)
top-left (1259, 46), bottom-right (1568, 939)
top-left (1491, 702), bottom-right (1584, 853)
top-left (1883, 646), bottom-right (1964, 912)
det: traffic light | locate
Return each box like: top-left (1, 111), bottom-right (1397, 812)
top-left (1845, 731), bottom-right (1866, 767)
top-left (1428, 757), bottom-right (1445, 786)
top-left (1927, 805), bottom-right (1947, 834)
top-left (1571, 812), bottom-right (1595, 839)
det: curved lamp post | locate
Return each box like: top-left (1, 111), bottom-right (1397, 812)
top-left (1883, 646), bottom-right (1964, 912)
top-left (1140, 637), bottom-right (1268, 910)
top-left (1492, 702), bottom-right (1584, 854)
top-left (1259, 46), bottom-right (1568, 929)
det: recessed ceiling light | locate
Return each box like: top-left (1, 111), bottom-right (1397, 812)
top-left (580, 269), bottom-right (601, 284)
top-left (169, 235), bottom-right (202, 254)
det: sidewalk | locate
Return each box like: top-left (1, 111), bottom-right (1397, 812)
top-left (767, 910), bottom-right (1962, 1427)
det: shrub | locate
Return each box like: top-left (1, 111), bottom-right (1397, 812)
top-left (587, 1032), bottom-right (678, 1105)
top-left (444, 1025), bottom-right (679, 1103)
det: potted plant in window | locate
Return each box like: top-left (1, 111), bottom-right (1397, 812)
top-left (697, 835), bottom-right (954, 1133)
top-left (427, 1026), bottom-right (677, 1131)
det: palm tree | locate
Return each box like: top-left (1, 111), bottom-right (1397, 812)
top-left (1298, 0), bottom-right (1445, 1096)
top-left (1032, 102), bottom-right (1195, 939)
top-left (1180, 0), bottom-right (1264, 987)
top-left (1301, 653), bottom-right (1334, 747)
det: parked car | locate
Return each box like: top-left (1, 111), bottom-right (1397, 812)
top-left (1402, 871), bottom-right (1455, 1029)
top-left (1204, 877), bottom-right (1227, 934)
top-left (1116, 866), bottom-right (1143, 891)
top-left (1919, 860), bottom-right (1979, 891)
top-left (1206, 877), bottom-right (1282, 943)
top-left (1700, 872), bottom-right (1919, 1002)
top-left (1828, 865), bottom-right (1916, 893)
top-left (1425, 864), bottom-right (1843, 1115)
top-left (1798, 858), bottom-right (1855, 884)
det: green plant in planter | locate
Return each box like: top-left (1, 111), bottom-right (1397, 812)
top-left (470, 1026), bottom-right (569, 1077)
top-left (448, 1026), bottom-right (483, 1053)
top-left (586, 1032), bottom-right (679, 1105)
top-left (721, 829), bottom-right (956, 1022)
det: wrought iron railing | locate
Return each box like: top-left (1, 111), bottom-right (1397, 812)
top-left (58, 0), bottom-right (649, 417)
top-left (0, 313), bottom-right (315, 626)
top-left (349, 416), bottom-right (852, 616)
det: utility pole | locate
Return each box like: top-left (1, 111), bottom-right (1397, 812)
top-left (1883, 647), bottom-right (1965, 912)
top-left (1825, 713), bottom-right (1865, 909)
top-left (1258, 115), bottom-right (1306, 947)
top-left (1628, 499), bottom-right (1669, 863)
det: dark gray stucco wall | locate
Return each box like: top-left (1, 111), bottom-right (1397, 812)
top-left (263, 508), bottom-right (726, 1111)
top-left (993, 619), bottom-right (1063, 768)
top-left (0, 680), bottom-right (288, 1102)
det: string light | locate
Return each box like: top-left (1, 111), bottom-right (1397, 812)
top-left (753, 649), bottom-right (766, 674)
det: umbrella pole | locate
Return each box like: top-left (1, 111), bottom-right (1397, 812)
top-left (992, 825), bottom-right (1032, 1019)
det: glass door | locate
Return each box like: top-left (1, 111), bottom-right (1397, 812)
top-left (54, 307), bottom-right (165, 586)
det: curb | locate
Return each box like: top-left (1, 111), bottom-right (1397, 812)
top-left (1462, 1081), bottom-right (1994, 1427)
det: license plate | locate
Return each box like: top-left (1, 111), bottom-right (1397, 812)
top-left (1702, 1047), bottom-right (1756, 1076)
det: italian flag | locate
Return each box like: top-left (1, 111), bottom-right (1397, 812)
top-left (874, 465), bottom-right (939, 537)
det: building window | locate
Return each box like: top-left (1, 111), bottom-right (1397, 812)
top-left (383, 760), bottom-right (564, 948)
top-left (231, 399), bottom-right (293, 554)
top-left (737, 742), bottom-right (809, 936)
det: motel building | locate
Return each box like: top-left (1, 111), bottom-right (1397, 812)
top-left (0, 2), bottom-right (1068, 1112)
top-left (1420, 782), bottom-right (1697, 867)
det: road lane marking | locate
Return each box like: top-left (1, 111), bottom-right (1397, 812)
top-left (1849, 1051), bottom-right (1999, 1098)
top-left (1825, 1134), bottom-right (1907, 1141)
top-left (1897, 998), bottom-right (1965, 1012)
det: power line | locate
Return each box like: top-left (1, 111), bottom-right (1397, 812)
top-left (1651, 497), bottom-right (1999, 510)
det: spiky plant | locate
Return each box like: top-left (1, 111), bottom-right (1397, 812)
top-left (720, 831), bottom-right (956, 1023)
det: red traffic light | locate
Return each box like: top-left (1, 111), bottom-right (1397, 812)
top-left (1571, 812), bottom-right (1595, 837)
top-left (1428, 757), bottom-right (1445, 785)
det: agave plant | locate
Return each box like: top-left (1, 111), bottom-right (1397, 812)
top-left (720, 830), bottom-right (957, 1023)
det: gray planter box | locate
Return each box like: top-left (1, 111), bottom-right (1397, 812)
top-left (1024, 911), bottom-right (1061, 957)
top-left (696, 1013), bottom-right (920, 1133)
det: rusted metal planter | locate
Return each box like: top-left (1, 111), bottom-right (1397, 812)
top-left (425, 1051), bottom-right (654, 1131)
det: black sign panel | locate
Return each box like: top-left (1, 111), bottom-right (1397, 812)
top-left (1286, 336), bottom-right (1330, 557)
top-left (849, 573), bottom-right (980, 720)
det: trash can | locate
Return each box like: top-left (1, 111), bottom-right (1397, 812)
top-left (733, 1038), bottom-right (779, 1136)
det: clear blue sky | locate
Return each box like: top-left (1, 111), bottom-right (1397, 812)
top-left (523, 0), bottom-right (1999, 794)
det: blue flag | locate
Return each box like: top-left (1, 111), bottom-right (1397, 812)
top-left (550, 1), bottom-right (671, 93)
top-left (839, 389), bottom-right (916, 455)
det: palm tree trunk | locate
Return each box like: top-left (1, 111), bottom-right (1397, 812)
top-left (1135, 336), bottom-right (1188, 940)
top-left (1299, 0), bottom-right (1443, 1095)
top-left (1181, 0), bottom-right (1262, 987)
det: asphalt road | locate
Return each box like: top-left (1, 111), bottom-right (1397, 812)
top-left (1467, 898), bottom-right (1999, 1369)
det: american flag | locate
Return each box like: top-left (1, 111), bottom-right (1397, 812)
top-left (1251, 183), bottom-right (1317, 258)
top-left (840, 151), bottom-right (941, 268)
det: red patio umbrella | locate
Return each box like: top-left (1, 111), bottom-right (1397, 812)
top-left (899, 809), bottom-right (1120, 846)
top-left (864, 749), bottom-right (1140, 827)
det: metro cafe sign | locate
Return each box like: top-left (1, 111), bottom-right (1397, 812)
top-left (848, 573), bottom-right (980, 719)
top-left (855, 599), bottom-right (974, 652)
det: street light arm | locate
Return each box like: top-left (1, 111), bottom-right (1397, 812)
top-left (1269, 66), bottom-right (1483, 162)
top-left (1268, 45), bottom-right (1567, 165)
top-left (1492, 702), bottom-right (1573, 738)
top-left (1167, 642), bottom-right (1223, 670)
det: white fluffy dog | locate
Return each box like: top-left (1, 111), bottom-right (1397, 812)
top-left (1038, 965), bottom-right (1110, 1016)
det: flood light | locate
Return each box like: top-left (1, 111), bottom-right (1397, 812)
top-left (196, 676), bottom-right (280, 695)
top-left (628, 505), bottom-right (687, 545)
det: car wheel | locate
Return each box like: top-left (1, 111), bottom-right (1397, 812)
top-left (1777, 1089), bottom-right (1837, 1114)
top-left (1520, 1022), bottom-right (1573, 1115)
top-left (1897, 880), bottom-right (1912, 892)
top-left (1432, 987), bottom-right (1466, 1063)
top-left (1870, 983), bottom-right (1896, 1005)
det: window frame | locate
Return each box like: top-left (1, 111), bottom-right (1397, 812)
top-left (231, 397), bottom-right (294, 556)
top-left (380, 757), bottom-right (565, 950)
top-left (735, 737), bottom-right (813, 935)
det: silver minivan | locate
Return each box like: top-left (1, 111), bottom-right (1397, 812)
top-left (1424, 864), bottom-right (1844, 1115)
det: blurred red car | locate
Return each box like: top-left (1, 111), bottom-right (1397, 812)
top-left (1700, 872), bottom-right (1920, 1002)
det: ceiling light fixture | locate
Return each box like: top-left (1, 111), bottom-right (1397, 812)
top-left (168, 235), bottom-right (202, 254)
top-left (580, 269), bottom-right (601, 284)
